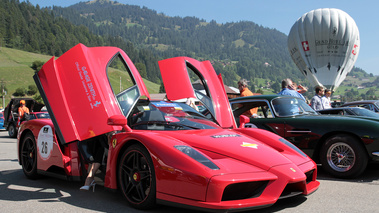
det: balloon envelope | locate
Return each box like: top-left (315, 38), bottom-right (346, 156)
top-left (288, 8), bottom-right (360, 91)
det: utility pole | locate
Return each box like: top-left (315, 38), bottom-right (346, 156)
top-left (1, 79), bottom-right (6, 109)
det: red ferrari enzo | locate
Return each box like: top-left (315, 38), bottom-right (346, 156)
top-left (17, 44), bottom-right (319, 212)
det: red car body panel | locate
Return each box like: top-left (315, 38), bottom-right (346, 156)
top-left (35, 44), bottom-right (149, 144)
top-left (159, 57), bottom-right (236, 128)
top-left (17, 119), bottom-right (82, 179)
top-left (18, 44), bottom-right (319, 212)
top-left (103, 128), bottom-right (317, 207)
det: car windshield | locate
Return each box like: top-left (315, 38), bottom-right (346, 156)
top-left (351, 107), bottom-right (379, 118)
top-left (272, 97), bottom-right (318, 117)
top-left (35, 112), bottom-right (50, 119)
top-left (129, 101), bottom-right (220, 130)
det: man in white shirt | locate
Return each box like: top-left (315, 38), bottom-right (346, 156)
top-left (322, 89), bottom-right (332, 109)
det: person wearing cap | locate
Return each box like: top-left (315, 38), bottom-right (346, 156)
top-left (322, 89), bottom-right (332, 109)
top-left (18, 100), bottom-right (30, 121)
top-left (238, 78), bottom-right (258, 117)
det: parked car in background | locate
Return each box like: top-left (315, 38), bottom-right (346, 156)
top-left (0, 112), bottom-right (5, 130)
top-left (341, 100), bottom-right (379, 113)
top-left (29, 111), bottom-right (50, 120)
top-left (3, 98), bottom-right (45, 137)
top-left (318, 107), bottom-right (379, 119)
top-left (331, 101), bottom-right (345, 108)
top-left (230, 94), bottom-right (379, 178)
top-left (17, 44), bottom-right (320, 212)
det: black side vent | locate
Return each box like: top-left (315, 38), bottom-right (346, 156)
top-left (305, 169), bottom-right (315, 184)
top-left (222, 181), bottom-right (269, 201)
top-left (279, 182), bottom-right (304, 199)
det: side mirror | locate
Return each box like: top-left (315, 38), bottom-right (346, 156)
top-left (239, 115), bottom-right (250, 128)
top-left (107, 115), bottom-right (127, 125)
top-left (107, 115), bottom-right (132, 132)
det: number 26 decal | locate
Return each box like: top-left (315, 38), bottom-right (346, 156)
top-left (38, 125), bottom-right (54, 160)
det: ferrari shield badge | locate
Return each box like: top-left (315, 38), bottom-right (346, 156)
top-left (112, 138), bottom-right (117, 148)
top-left (241, 142), bottom-right (258, 149)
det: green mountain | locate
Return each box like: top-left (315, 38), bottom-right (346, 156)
top-left (52, 0), bottom-right (377, 96)
top-left (51, 0), bottom-right (304, 87)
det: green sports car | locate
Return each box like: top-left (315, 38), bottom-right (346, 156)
top-left (230, 94), bottom-right (379, 178)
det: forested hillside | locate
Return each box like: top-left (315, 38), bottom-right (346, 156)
top-left (51, 0), bottom-right (304, 87)
top-left (0, 0), bottom-right (162, 83)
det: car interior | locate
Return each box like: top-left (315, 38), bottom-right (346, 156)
top-left (231, 101), bottom-right (274, 119)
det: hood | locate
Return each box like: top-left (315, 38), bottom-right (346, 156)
top-left (158, 57), bottom-right (236, 129)
top-left (163, 128), bottom-right (296, 171)
top-left (34, 44), bottom-right (149, 144)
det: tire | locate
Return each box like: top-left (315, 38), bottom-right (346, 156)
top-left (20, 133), bottom-right (38, 179)
top-left (8, 123), bottom-right (17, 138)
top-left (118, 144), bottom-right (156, 209)
top-left (320, 134), bottom-right (368, 178)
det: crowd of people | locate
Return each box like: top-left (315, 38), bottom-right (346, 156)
top-left (310, 86), bottom-right (332, 110)
top-left (237, 78), bottom-right (333, 113)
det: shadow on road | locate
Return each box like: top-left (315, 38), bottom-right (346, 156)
top-left (1, 164), bottom-right (378, 212)
top-left (0, 168), bottom-right (310, 213)
top-left (316, 163), bottom-right (379, 183)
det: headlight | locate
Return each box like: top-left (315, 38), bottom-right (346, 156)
top-left (175, 145), bottom-right (219, 170)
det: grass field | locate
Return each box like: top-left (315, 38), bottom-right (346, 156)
top-left (0, 47), bottom-right (160, 108)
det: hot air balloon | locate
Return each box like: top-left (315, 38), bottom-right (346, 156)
top-left (288, 8), bottom-right (360, 92)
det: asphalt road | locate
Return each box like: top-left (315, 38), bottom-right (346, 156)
top-left (1, 130), bottom-right (378, 213)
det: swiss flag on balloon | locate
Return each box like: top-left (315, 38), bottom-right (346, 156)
top-left (302, 41), bottom-right (310, 51)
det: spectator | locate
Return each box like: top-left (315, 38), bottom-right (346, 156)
top-left (18, 100), bottom-right (30, 122)
top-left (80, 134), bottom-right (108, 192)
top-left (278, 78), bottom-right (306, 101)
top-left (238, 79), bottom-right (258, 117)
top-left (310, 86), bottom-right (325, 110)
top-left (322, 89), bottom-right (332, 109)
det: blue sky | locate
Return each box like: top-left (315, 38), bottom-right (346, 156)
top-left (26, 0), bottom-right (379, 76)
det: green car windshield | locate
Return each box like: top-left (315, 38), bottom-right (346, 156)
top-left (272, 97), bottom-right (318, 117)
top-left (351, 107), bottom-right (379, 118)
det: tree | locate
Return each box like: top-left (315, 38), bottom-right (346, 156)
top-left (256, 88), bottom-right (264, 94)
top-left (31, 60), bottom-right (45, 71)
top-left (13, 87), bottom-right (26, 96)
top-left (33, 93), bottom-right (44, 104)
top-left (249, 84), bottom-right (256, 93)
top-left (135, 63), bottom-right (147, 78)
top-left (159, 81), bottom-right (165, 93)
top-left (271, 82), bottom-right (280, 93)
top-left (27, 85), bottom-right (38, 95)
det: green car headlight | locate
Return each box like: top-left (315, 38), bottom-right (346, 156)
top-left (175, 145), bottom-right (219, 170)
